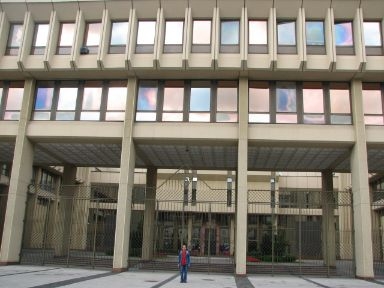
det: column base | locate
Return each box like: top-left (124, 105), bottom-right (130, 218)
top-left (112, 267), bottom-right (128, 273)
top-left (356, 275), bottom-right (374, 281)
top-left (0, 261), bottom-right (20, 266)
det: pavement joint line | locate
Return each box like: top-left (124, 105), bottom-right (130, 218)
top-left (150, 273), bottom-right (179, 288)
top-left (27, 271), bottom-right (114, 288)
top-left (235, 276), bottom-right (255, 288)
top-left (0, 267), bottom-right (60, 277)
top-left (300, 277), bottom-right (332, 288)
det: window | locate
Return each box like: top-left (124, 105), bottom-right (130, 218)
top-left (334, 21), bottom-right (354, 55)
top-left (109, 21), bottom-right (129, 54)
top-left (136, 82), bottom-right (158, 121)
top-left (329, 83), bottom-right (352, 124)
top-left (6, 23), bottom-right (23, 56)
top-left (2, 83), bottom-right (24, 121)
top-left (80, 81), bottom-right (103, 121)
top-left (216, 81), bottom-right (237, 122)
top-left (106, 81), bottom-right (127, 121)
top-left (33, 82), bottom-right (54, 120)
top-left (305, 21), bottom-right (326, 54)
top-left (192, 20), bottom-right (211, 53)
top-left (31, 23), bottom-right (49, 55)
top-left (363, 83), bottom-right (383, 125)
top-left (56, 86), bottom-right (78, 120)
top-left (189, 82), bottom-right (211, 122)
top-left (164, 21), bottom-right (183, 53)
top-left (162, 81), bottom-right (184, 121)
top-left (83, 22), bottom-right (102, 54)
top-left (136, 20), bottom-right (156, 53)
top-left (220, 20), bottom-right (240, 53)
top-left (302, 82), bottom-right (325, 124)
top-left (249, 82), bottom-right (270, 123)
top-left (248, 20), bottom-right (268, 53)
top-left (276, 82), bottom-right (297, 123)
top-left (277, 21), bottom-right (296, 54)
top-left (363, 22), bottom-right (383, 56)
top-left (57, 23), bottom-right (75, 55)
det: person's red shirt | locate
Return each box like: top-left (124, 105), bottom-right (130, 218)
top-left (181, 250), bottom-right (187, 266)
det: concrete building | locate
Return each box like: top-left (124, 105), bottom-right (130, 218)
top-left (0, 0), bottom-right (383, 279)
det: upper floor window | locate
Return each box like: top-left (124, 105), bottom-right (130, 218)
top-left (162, 81), bottom-right (184, 121)
top-left (276, 82), bottom-right (297, 123)
top-left (220, 20), bottom-right (240, 53)
top-left (0, 82), bottom-right (24, 121)
top-left (136, 20), bottom-right (156, 54)
top-left (31, 23), bottom-right (49, 55)
top-left (248, 20), bottom-right (268, 54)
top-left (57, 22), bottom-right (75, 55)
top-left (329, 83), bottom-right (352, 124)
top-left (277, 20), bottom-right (296, 54)
top-left (363, 22), bottom-right (383, 56)
top-left (6, 23), bottom-right (23, 56)
top-left (136, 81), bottom-right (158, 121)
top-left (106, 81), bottom-right (127, 121)
top-left (83, 22), bottom-right (102, 54)
top-left (81, 82), bottom-right (103, 121)
top-left (192, 20), bottom-right (211, 53)
top-left (190, 82), bottom-right (211, 122)
top-left (109, 21), bottom-right (129, 54)
top-left (334, 21), bottom-right (354, 55)
top-left (302, 82), bottom-right (325, 124)
top-left (363, 83), bottom-right (383, 125)
top-left (164, 21), bottom-right (183, 53)
top-left (305, 21), bottom-right (325, 55)
top-left (249, 82), bottom-right (270, 123)
top-left (216, 81), bottom-right (238, 122)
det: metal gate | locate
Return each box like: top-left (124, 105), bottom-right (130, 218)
top-left (372, 191), bottom-right (384, 278)
top-left (247, 189), bottom-right (354, 277)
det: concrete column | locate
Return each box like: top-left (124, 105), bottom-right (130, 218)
top-left (0, 80), bottom-right (35, 264)
top-left (54, 165), bottom-right (77, 256)
top-left (321, 170), bottom-right (336, 267)
top-left (235, 77), bottom-right (248, 275)
top-left (112, 78), bottom-right (136, 272)
top-left (142, 167), bottom-right (157, 260)
top-left (350, 79), bottom-right (374, 278)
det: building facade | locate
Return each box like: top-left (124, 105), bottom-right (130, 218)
top-left (0, 0), bottom-right (384, 279)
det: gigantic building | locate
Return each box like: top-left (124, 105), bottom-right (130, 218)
top-left (0, 0), bottom-right (384, 279)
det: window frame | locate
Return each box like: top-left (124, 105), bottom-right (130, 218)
top-left (191, 19), bottom-right (212, 53)
top-left (362, 83), bottom-right (384, 125)
top-left (334, 21), bottom-right (355, 55)
top-left (83, 21), bottom-right (102, 55)
top-left (248, 20), bottom-right (268, 54)
top-left (305, 20), bottom-right (326, 55)
top-left (6, 23), bottom-right (23, 56)
top-left (277, 20), bottom-right (297, 54)
top-left (163, 20), bottom-right (184, 53)
top-left (56, 22), bottom-right (76, 55)
top-left (136, 20), bottom-right (157, 54)
top-left (1, 82), bottom-right (25, 121)
top-left (109, 20), bottom-right (129, 54)
top-left (363, 21), bottom-right (383, 56)
top-left (30, 22), bottom-right (50, 55)
top-left (220, 19), bottom-right (240, 53)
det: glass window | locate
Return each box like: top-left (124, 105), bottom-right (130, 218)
top-left (192, 20), bottom-right (211, 53)
top-left (189, 84), bottom-right (211, 122)
top-left (162, 81), bottom-right (184, 121)
top-left (330, 83), bottom-right (351, 124)
top-left (363, 22), bottom-right (383, 56)
top-left (277, 21), bottom-right (296, 54)
top-left (84, 22), bottom-right (102, 54)
top-left (363, 83), bottom-right (383, 125)
top-left (164, 21), bottom-right (183, 53)
top-left (109, 21), bottom-right (129, 54)
top-left (249, 82), bottom-right (270, 123)
top-left (303, 83), bottom-right (325, 124)
top-left (6, 24), bottom-right (23, 56)
top-left (216, 81), bottom-right (237, 122)
top-left (4, 86), bottom-right (24, 121)
top-left (248, 20), bottom-right (268, 54)
top-left (335, 21), bottom-right (354, 55)
top-left (80, 84), bottom-right (102, 121)
top-left (306, 21), bottom-right (325, 55)
top-left (136, 83), bottom-right (158, 121)
top-left (33, 85), bottom-right (54, 120)
top-left (220, 20), bottom-right (240, 53)
top-left (136, 20), bottom-right (156, 53)
top-left (31, 23), bottom-right (49, 55)
top-left (57, 23), bottom-right (75, 55)
top-left (276, 83), bottom-right (297, 123)
top-left (56, 87), bottom-right (78, 120)
top-left (106, 82), bottom-right (127, 121)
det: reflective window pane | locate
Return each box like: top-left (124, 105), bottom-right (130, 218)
top-left (162, 113), bottom-right (183, 122)
top-left (8, 24), bottom-right (23, 48)
top-left (331, 115), bottom-right (351, 124)
top-left (216, 113), bottom-right (237, 122)
top-left (189, 112), bottom-right (210, 122)
top-left (306, 21), bottom-right (325, 45)
top-left (163, 87), bottom-right (184, 111)
top-left (363, 22), bottom-right (382, 46)
top-left (221, 21), bottom-right (239, 45)
top-left (59, 23), bottom-right (75, 46)
top-left (190, 88), bottom-right (210, 111)
top-left (4, 112), bottom-right (20, 120)
top-left (6, 88), bottom-right (24, 110)
top-left (249, 21), bottom-right (267, 45)
top-left (107, 87), bottom-right (127, 110)
top-left (82, 87), bottom-right (102, 110)
top-left (249, 87), bottom-right (269, 112)
top-left (33, 111), bottom-right (51, 120)
top-left (137, 86), bottom-right (157, 110)
top-left (303, 115), bottom-right (325, 124)
top-left (335, 22), bottom-right (353, 46)
top-left (364, 116), bottom-right (383, 125)
top-left (303, 89), bottom-right (324, 113)
top-left (165, 21), bottom-right (183, 45)
top-left (57, 88), bottom-right (78, 110)
top-left (136, 112), bottom-right (156, 121)
top-left (34, 24), bottom-right (49, 47)
top-left (137, 21), bottom-right (156, 45)
top-left (363, 89), bottom-right (382, 114)
top-left (110, 21), bottom-right (129, 46)
top-left (278, 21), bottom-right (296, 45)
top-left (330, 88), bottom-right (350, 113)
top-left (276, 86), bottom-right (296, 112)
top-left (35, 87), bottom-right (54, 110)
top-left (192, 20), bottom-right (211, 44)
top-left (56, 112), bottom-right (75, 120)
top-left (80, 112), bottom-right (100, 121)
top-left (249, 114), bottom-right (270, 123)
top-left (217, 88), bottom-right (237, 112)
top-left (276, 114), bottom-right (297, 123)
top-left (106, 112), bottom-right (125, 121)
top-left (85, 22), bottom-right (102, 46)
top-left (0, 88), bottom-right (3, 106)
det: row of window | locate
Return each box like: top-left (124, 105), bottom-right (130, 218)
top-left (6, 17), bottom-right (383, 57)
top-left (0, 80), bottom-right (383, 125)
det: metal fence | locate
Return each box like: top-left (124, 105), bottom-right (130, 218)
top-left (372, 191), bottom-right (384, 278)
top-left (0, 193), bottom-right (8, 248)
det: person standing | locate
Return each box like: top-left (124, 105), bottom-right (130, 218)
top-left (178, 244), bottom-right (191, 283)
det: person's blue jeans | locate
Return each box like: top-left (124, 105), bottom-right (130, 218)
top-left (180, 264), bottom-right (188, 283)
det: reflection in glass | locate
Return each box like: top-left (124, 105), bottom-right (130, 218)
top-left (363, 22), bottom-right (382, 46)
top-left (35, 88), bottom-right (54, 110)
top-left (330, 89), bottom-right (350, 113)
top-left (276, 87), bottom-right (296, 112)
top-left (363, 89), bottom-right (382, 114)
top-left (249, 114), bottom-right (270, 123)
top-left (82, 87), bottom-right (102, 110)
top-left (107, 87), bottom-right (127, 110)
top-left (57, 23), bottom-right (75, 54)
top-left (137, 86), bottom-right (157, 110)
top-left (249, 88), bottom-right (269, 112)
top-left (192, 20), bottom-right (211, 44)
top-left (0, 88), bottom-right (3, 106)
top-left (190, 88), bottom-right (210, 111)
top-left (137, 21), bottom-right (156, 45)
top-left (331, 115), bottom-right (351, 124)
top-left (110, 21), bottom-right (129, 46)
top-left (165, 21), bottom-right (183, 45)
top-left (306, 21), bottom-right (325, 45)
top-left (221, 21), bottom-right (240, 45)
top-left (80, 112), bottom-right (100, 121)
top-left (136, 112), bottom-right (156, 121)
top-left (33, 111), bottom-right (51, 120)
top-left (364, 116), bottom-right (383, 125)
top-left (163, 88), bottom-right (184, 111)
top-left (249, 21), bottom-right (267, 45)
top-left (56, 112), bottom-right (75, 121)
top-left (34, 24), bottom-right (49, 47)
top-left (57, 88), bottom-right (78, 110)
top-left (4, 112), bottom-right (20, 120)
top-left (8, 24), bottom-right (23, 48)
top-left (335, 22), bottom-right (353, 46)
top-left (106, 112), bottom-right (125, 121)
top-left (189, 112), bottom-right (210, 122)
top-left (304, 115), bottom-right (325, 124)
top-left (85, 23), bottom-right (102, 46)
top-left (216, 113), bottom-right (237, 122)
top-left (303, 89), bottom-right (324, 113)
top-left (217, 88), bottom-right (237, 111)
top-left (276, 114), bottom-right (297, 123)
top-left (6, 88), bottom-right (24, 110)
top-left (162, 113), bottom-right (183, 122)
top-left (278, 21), bottom-right (296, 45)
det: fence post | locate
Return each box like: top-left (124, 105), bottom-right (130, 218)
top-left (208, 202), bottom-right (211, 274)
top-left (65, 194), bottom-right (76, 268)
top-left (92, 197), bottom-right (100, 269)
top-left (42, 197), bottom-right (52, 265)
top-left (299, 203), bottom-right (302, 275)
